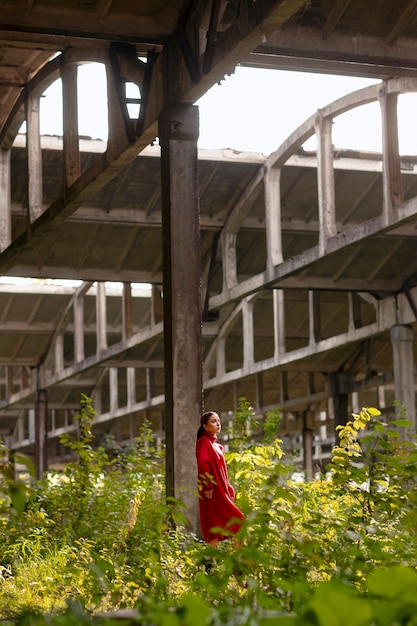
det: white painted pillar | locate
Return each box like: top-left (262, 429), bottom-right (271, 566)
top-left (0, 148), bottom-right (11, 251)
top-left (145, 367), bottom-right (153, 403)
top-left (17, 414), bottom-right (25, 443)
top-left (26, 91), bottom-right (43, 222)
top-left (308, 290), bottom-right (320, 346)
top-left (391, 324), bottom-right (416, 428)
top-left (92, 386), bottom-right (102, 416)
top-left (74, 293), bottom-right (85, 362)
top-left (315, 112), bottom-right (336, 254)
top-left (273, 289), bottom-right (285, 359)
top-left (28, 409), bottom-right (35, 442)
top-left (62, 59), bottom-right (81, 187)
top-left (54, 334), bottom-right (64, 373)
top-left (216, 336), bottom-right (226, 378)
top-left (127, 366), bottom-right (136, 411)
top-left (379, 85), bottom-right (403, 223)
top-left (221, 231), bottom-right (238, 292)
top-left (265, 165), bottom-right (283, 271)
top-left (109, 367), bottom-right (118, 415)
top-left (96, 282), bottom-right (107, 353)
top-left (242, 298), bottom-right (254, 370)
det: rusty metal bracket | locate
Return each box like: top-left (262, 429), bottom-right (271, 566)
top-left (108, 42), bottom-right (138, 144)
top-left (202, 0), bottom-right (223, 75)
top-left (203, 0), bottom-right (241, 74)
top-left (136, 48), bottom-right (158, 138)
top-left (176, 27), bottom-right (202, 85)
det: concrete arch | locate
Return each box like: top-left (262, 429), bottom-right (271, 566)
top-left (267, 77), bottom-right (417, 170)
top-left (0, 47), bottom-right (148, 150)
top-left (210, 77), bottom-right (417, 311)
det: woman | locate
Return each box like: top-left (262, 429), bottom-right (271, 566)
top-left (196, 411), bottom-right (244, 546)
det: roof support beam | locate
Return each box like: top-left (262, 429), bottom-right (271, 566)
top-left (322, 0), bottom-right (352, 39)
top-left (26, 90), bottom-right (43, 222)
top-left (379, 87), bottom-right (403, 221)
top-left (62, 56), bottom-right (81, 188)
top-left (159, 102), bottom-right (201, 533)
top-left (0, 1), bottom-right (305, 277)
top-left (265, 166), bottom-right (283, 270)
top-left (386, 0), bottom-right (417, 46)
top-left (315, 112), bottom-right (336, 254)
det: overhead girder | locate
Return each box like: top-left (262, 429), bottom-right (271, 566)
top-left (1, 64), bottom-right (417, 457)
top-left (1, 77), bottom-right (417, 405)
top-left (0, 0), bottom-right (306, 277)
top-left (1, 276), bottom-right (416, 425)
top-left (244, 0), bottom-right (417, 78)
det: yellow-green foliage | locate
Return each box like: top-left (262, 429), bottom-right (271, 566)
top-left (2, 401), bottom-right (417, 625)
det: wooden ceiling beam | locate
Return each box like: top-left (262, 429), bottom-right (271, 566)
top-left (97, 0), bottom-right (114, 21)
top-left (386, 0), bottom-right (417, 47)
top-left (0, 1), bottom-right (303, 279)
top-left (322, 0), bottom-right (352, 40)
top-left (246, 28), bottom-right (417, 78)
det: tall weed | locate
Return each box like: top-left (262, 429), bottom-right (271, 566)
top-left (1, 400), bottom-right (417, 625)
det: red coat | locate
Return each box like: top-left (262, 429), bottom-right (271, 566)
top-left (196, 432), bottom-right (244, 543)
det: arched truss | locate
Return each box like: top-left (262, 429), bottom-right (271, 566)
top-left (202, 76), bottom-right (417, 425)
top-left (210, 77), bottom-right (417, 310)
top-left (3, 76), bottom-right (417, 461)
top-left (0, 45), bottom-right (155, 256)
top-left (0, 46), bottom-right (151, 149)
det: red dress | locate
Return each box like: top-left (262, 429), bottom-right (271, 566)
top-left (196, 432), bottom-right (244, 543)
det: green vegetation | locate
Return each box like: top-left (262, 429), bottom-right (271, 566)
top-left (1, 396), bottom-right (417, 625)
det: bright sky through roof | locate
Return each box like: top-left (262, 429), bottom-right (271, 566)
top-left (39, 63), bottom-right (417, 156)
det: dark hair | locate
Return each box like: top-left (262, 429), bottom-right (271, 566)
top-left (196, 411), bottom-right (218, 440)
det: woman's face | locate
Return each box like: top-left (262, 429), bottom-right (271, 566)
top-left (204, 413), bottom-right (221, 436)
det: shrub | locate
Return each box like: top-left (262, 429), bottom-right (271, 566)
top-left (1, 400), bottom-right (417, 625)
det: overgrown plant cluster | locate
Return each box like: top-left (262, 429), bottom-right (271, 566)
top-left (1, 396), bottom-right (417, 625)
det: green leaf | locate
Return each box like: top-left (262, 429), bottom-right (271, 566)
top-left (309, 581), bottom-right (373, 626)
top-left (180, 593), bottom-right (211, 626)
top-left (391, 417), bottom-right (413, 427)
top-left (259, 616), bottom-right (300, 625)
top-left (9, 481), bottom-right (27, 514)
top-left (367, 565), bottom-right (417, 600)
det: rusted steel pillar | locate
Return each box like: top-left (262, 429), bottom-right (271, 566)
top-left (159, 103), bottom-right (202, 533)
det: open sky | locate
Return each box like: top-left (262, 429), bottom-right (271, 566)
top-left (39, 63), bottom-right (417, 156)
